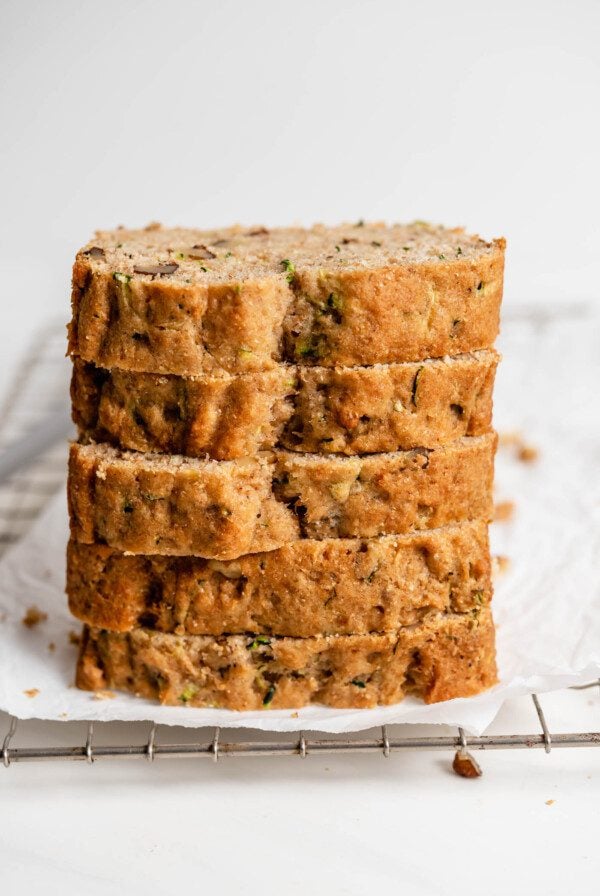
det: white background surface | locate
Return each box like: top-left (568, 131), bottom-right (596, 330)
top-left (1, 1), bottom-right (599, 894)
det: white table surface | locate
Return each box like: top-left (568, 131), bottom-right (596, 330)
top-left (0, 689), bottom-right (598, 895)
top-left (0, 285), bottom-right (599, 896)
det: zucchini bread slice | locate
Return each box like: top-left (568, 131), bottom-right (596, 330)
top-left (68, 434), bottom-right (496, 559)
top-left (67, 520), bottom-right (491, 636)
top-left (72, 350), bottom-right (498, 459)
top-left (75, 607), bottom-right (497, 709)
top-left (69, 222), bottom-right (505, 376)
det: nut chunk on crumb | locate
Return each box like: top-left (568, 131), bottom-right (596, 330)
top-left (22, 605), bottom-right (48, 628)
top-left (23, 688), bottom-right (40, 698)
top-left (452, 749), bottom-right (482, 778)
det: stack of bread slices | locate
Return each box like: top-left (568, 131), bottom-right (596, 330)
top-left (67, 221), bottom-right (504, 710)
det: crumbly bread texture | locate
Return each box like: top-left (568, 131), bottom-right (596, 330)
top-left (75, 607), bottom-right (497, 708)
top-left (72, 350), bottom-right (498, 459)
top-left (69, 222), bottom-right (505, 376)
top-left (68, 435), bottom-right (495, 559)
top-left (67, 520), bottom-right (492, 636)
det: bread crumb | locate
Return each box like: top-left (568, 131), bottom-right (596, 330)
top-left (545, 799), bottom-right (555, 806)
top-left (290, 711), bottom-right (299, 718)
top-left (494, 500), bottom-right (515, 522)
top-left (23, 688), bottom-right (39, 698)
top-left (59, 712), bottom-right (68, 719)
top-left (492, 555), bottom-right (511, 578)
top-left (93, 690), bottom-right (116, 700)
top-left (68, 630), bottom-right (81, 646)
top-left (48, 642), bottom-right (56, 652)
top-left (498, 430), bottom-right (521, 448)
top-left (22, 605), bottom-right (48, 628)
top-left (499, 430), bottom-right (539, 463)
top-left (518, 444), bottom-right (539, 463)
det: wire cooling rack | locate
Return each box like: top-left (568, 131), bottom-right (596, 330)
top-left (1, 322), bottom-right (599, 773)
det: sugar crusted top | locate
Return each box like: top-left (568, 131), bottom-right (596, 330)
top-left (79, 221), bottom-right (504, 287)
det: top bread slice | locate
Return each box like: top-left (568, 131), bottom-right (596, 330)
top-left (69, 222), bottom-right (505, 376)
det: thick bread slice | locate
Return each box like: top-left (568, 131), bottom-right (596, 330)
top-left (67, 520), bottom-right (492, 636)
top-left (72, 350), bottom-right (498, 459)
top-left (68, 435), bottom-right (496, 559)
top-left (69, 222), bottom-right (505, 376)
top-left (75, 607), bottom-right (497, 709)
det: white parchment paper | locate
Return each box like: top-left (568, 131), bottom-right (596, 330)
top-left (0, 305), bottom-right (599, 734)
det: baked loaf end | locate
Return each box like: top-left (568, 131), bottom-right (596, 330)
top-left (72, 350), bottom-right (498, 459)
top-left (67, 434), bottom-right (496, 558)
top-left (75, 607), bottom-right (497, 709)
top-left (67, 520), bottom-right (492, 636)
top-left (69, 222), bottom-right (505, 376)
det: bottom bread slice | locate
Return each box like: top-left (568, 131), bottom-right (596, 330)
top-left (76, 608), bottom-right (497, 709)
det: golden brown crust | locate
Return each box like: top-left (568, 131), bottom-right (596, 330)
top-left (68, 435), bottom-right (495, 559)
top-left (69, 263), bottom-right (291, 377)
top-left (75, 608), bottom-right (497, 709)
top-left (71, 351), bottom-right (498, 459)
top-left (67, 521), bottom-right (492, 636)
top-left (71, 359), bottom-right (292, 461)
top-left (68, 224), bottom-right (505, 375)
top-left (285, 351), bottom-right (498, 455)
top-left (68, 443), bottom-right (298, 560)
top-left (286, 250), bottom-right (504, 368)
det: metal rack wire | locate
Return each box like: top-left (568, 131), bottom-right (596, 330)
top-left (0, 323), bottom-right (72, 556)
top-left (0, 324), bottom-right (599, 772)
top-left (2, 696), bottom-right (600, 768)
